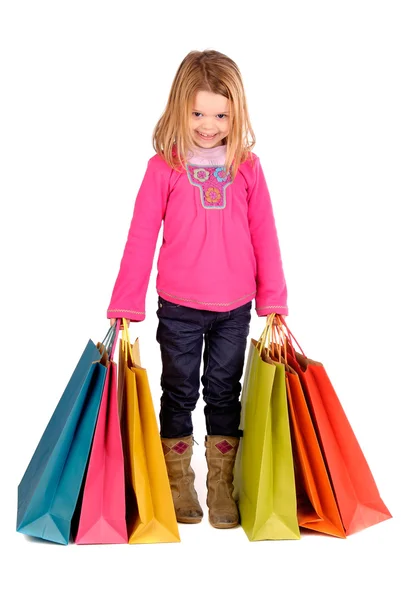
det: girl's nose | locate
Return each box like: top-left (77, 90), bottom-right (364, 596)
top-left (203, 117), bottom-right (215, 127)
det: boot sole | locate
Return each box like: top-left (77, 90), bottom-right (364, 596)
top-left (177, 516), bottom-right (203, 524)
top-left (209, 518), bottom-right (239, 529)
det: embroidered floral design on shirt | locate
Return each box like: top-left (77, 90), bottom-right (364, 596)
top-left (205, 187), bottom-right (221, 204)
top-left (213, 167), bottom-right (229, 182)
top-left (186, 164), bottom-right (233, 209)
top-left (193, 168), bottom-right (210, 183)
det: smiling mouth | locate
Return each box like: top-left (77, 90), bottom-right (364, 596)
top-left (197, 131), bottom-right (217, 140)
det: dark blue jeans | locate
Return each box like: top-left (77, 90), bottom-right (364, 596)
top-left (156, 296), bottom-right (252, 438)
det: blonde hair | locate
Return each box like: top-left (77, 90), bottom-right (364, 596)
top-left (152, 49), bottom-right (256, 179)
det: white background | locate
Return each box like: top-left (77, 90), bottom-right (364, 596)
top-left (1, 1), bottom-right (400, 599)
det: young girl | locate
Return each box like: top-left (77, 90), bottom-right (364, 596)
top-left (108, 49), bottom-right (288, 529)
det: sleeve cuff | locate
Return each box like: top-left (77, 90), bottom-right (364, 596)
top-left (256, 305), bottom-right (288, 317)
top-left (107, 309), bottom-right (146, 322)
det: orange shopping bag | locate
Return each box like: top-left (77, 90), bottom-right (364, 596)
top-left (279, 318), bottom-right (392, 535)
top-left (285, 364), bottom-right (345, 537)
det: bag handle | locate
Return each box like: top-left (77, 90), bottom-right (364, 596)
top-left (271, 320), bottom-right (288, 364)
top-left (255, 315), bottom-right (302, 364)
top-left (121, 317), bottom-right (135, 363)
top-left (276, 315), bottom-right (306, 358)
top-left (108, 319), bottom-right (120, 360)
top-left (99, 324), bottom-right (115, 359)
top-left (255, 314), bottom-right (276, 357)
top-left (98, 321), bottom-right (119, 361)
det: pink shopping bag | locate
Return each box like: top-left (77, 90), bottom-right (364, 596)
top-left (75, 323), bottom-right (127, 544)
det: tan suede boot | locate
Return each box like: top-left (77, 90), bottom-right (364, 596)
top-left (161, 435), bottom-right (203, 524)
top-left (205, 435), bottom-right (240, 529)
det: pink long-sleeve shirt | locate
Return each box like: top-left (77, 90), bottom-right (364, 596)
top-left (107, 144), bottom-right (288, 321)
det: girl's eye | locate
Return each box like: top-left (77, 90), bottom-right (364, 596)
top-left (192, 112), bottom-right (227, 119)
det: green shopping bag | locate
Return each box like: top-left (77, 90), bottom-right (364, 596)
top-left (234, 316), bottom-right (300, 541)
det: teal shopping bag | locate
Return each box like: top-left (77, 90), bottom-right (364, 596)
top-left (16, 326), bottom-right (117, 544)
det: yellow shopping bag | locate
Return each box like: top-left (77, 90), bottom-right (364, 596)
top-left (234, 315), bottom-right (300, 541)
top-left (118, 319), bottom-right (180, 544)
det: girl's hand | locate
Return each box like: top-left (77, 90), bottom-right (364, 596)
top-left (110, 318), bottom-right (130, 329)
top-left (266, 314), bottom-right (285, 326)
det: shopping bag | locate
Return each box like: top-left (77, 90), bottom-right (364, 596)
top-left (17, 326), bottom-right (116, 544)
top-left (285, 364), bottom-right (346, 537)
top-left (234, 316), bottom-right (300, 541)
top-left (118, 319), bottom-right (180, 544)
top-left (75, 321), bottom-right (127, 544)
top-left (280, 319), bottom-right (392, 535)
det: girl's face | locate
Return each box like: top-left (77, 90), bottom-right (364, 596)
top-left (190, 90), bottom-right (230, 148)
